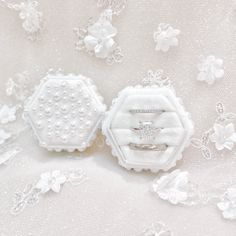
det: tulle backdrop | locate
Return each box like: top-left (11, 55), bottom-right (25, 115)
top-left (1, 0), bottom-right (236, 235)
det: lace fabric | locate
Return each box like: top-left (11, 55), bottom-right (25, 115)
top-left (0, 0), bottom-right (236, 235)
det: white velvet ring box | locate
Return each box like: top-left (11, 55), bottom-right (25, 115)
top-left (23, 73), bottom-right (106, 152)
top-left (102, 84), bottom-right (194, 172)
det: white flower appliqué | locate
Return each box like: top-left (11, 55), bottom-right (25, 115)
top-left (191, 103), bottom-right (236, 159)
top-left (141, 222), bottom-right (173, 236)
top-left (0, 129), bottom-right (11, 145)
top-left (210, 123), bottom-right (236, 151)
top-left (84, 18), bottom-right (117, 59)
top-left (153, 23), bottom-right (180, 52)
top-left (0, 105), bottom-right (16, 124)
top-left (152, 169), bottom-right (191, 205)
top-left (1, 0), bottom-right (42, 39)
top-left (74, 1), bottom-right (125, 65)
top-left (197, 55), bottom-right (224, 85)
top-left (5, 71), bottom-right (32, 101)
top-left (217, 186), bottom-right (236, 220)
top-left (36, 170), bottom-right (67, 193)
top-left (11, 169), bottom-right (87, 215)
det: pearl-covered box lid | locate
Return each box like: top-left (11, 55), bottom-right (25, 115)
top-left (23, 73), bottom-right (106, 152)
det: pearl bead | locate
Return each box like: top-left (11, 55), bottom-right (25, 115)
top-left (61, 105), bottom-right (68, 113)
top-left (62, 136), bottom-right (68, 143)
top-left (70, 93), bottom-right (76, 101)
top-left (55, 122), bottom-right (61, 129)
top-left (45, 108), bottom-right (51, 114)
top-left (36, 121), bottom-right (42, 129)
top-left (61, 81), bottom-right (67, 87)
top-left (39, 96), bottom-right (45, 103)
top-left (53, 93), bottom-right (60, 101)
top-left (70, 121), bottom-right (76, 128)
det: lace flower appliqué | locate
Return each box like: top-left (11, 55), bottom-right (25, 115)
top-left (36, 170), bottom-right (67, 193)
top-left (197, 55), bottom-right (224, 85)
top-left (5, 71), bottom-right (32, 102)
top-left (84, 15), bottom-right (117, 59)
top-left (74, 0), bottom-right (126, 65)
top-left (1, 0), bottom-right (43, 40)
top-left (153, 23), bottom-right (180, 52)
top-left (217, 186), bottom-right (236, 220)
top-left (0, 105), bottom-right (16, 124)
top-left (142, 70), bottom-right (172, 87)
top-left (11, 169), bottom-right (87, 215)
top-left (191, 103), bottom-right (236, 159)
top-left (152, 169), bottom-right (195, 205)
top-left (141, 222), bottom-right (173, 236)
top-left (210, 123), bottom-right (236, 151)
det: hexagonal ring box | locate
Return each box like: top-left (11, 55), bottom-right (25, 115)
top-left (24, 73), bottom-right (106, 152)
top-left (102, 72), bottom-right (194, 172)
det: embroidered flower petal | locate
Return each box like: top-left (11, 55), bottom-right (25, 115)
top-left (152, 169), bottom-right (191, 205)
top-left (84, 35), bottom-right (99, 51)
top-left (40, 172), bottom-right (51, 180)
top-left (0, 105), bottom-right (17, 124)
top-left (51, 183), bottom-right (62, 193)
top-left (0, 129), bottom-right (11, 145)
top-left (214, 69), bottom-right (224, 78)
top-left (36, 179), bottom-right (51, 193)
top-left (217, 201), bottom-right (230, 211)
top-left (217, 186), bottom-right (236, 220)
top-left (224, 141), bottom-right (234, 150)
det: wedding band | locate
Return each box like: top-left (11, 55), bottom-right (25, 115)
top-left (129, 109), bottom-right (164, 114)
top-left (128, 143), bottom-right (168, 151)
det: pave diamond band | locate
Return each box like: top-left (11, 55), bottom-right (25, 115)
top-left (131, 121), bottom-right (162, 140)
top-left (128, 143), bottom-right (168, 151)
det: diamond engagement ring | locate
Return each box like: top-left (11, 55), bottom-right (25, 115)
top-left (131, 121), bottom-right (162, 140)
top-left (128, 143), bottom-right (168, 151)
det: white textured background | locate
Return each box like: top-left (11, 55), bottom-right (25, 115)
top-left (1, 0), bottom-right (236, 235)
